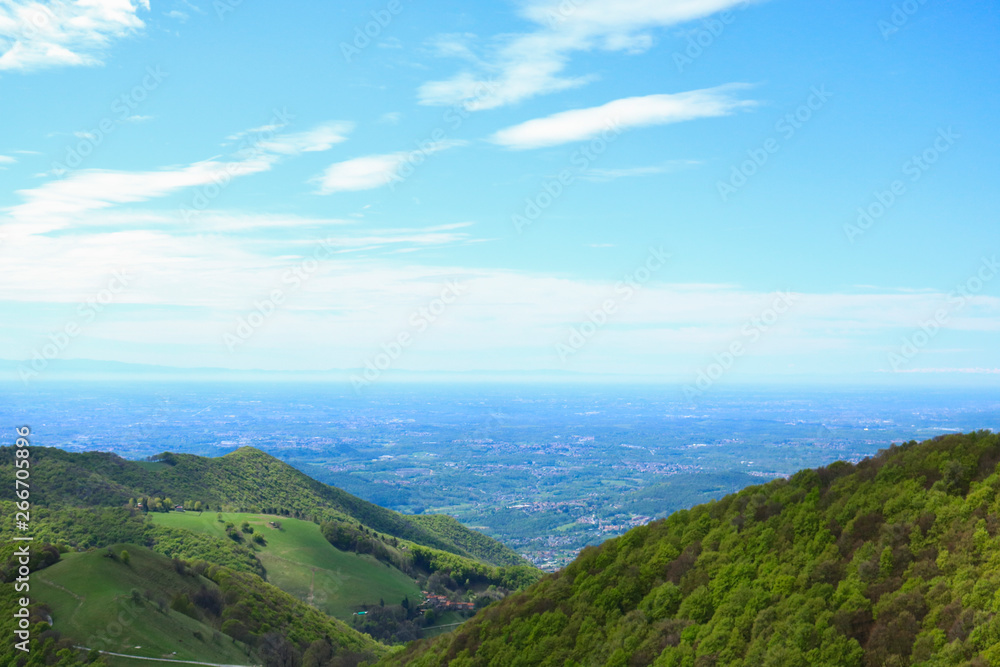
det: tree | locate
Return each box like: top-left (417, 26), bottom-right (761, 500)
top-left (120, 550), bottom-right (130, 565)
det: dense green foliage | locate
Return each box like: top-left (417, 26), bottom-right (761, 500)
top-left (319, 517), bottom-right (542, 595)
top-left (408, 545), bottom-right (542, 592)
top-left (382, 431), bottom-right (1000, 667)
top-left (0, 445), bottom-right (525, 566)
top-left (407, 514), bottom-right (527, 567)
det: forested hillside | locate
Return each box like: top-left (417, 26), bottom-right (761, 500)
top-left (383, 431), bottom-right (1000, 666)
top-left (0, 445), bottom-right (525, 567)
top-left (0, 446), bottom-right (538, 666)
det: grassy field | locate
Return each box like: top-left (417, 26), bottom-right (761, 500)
top-left (32, 545), bottom-right (253, 666)
top-left (152, 511), bottom-right (421, 619)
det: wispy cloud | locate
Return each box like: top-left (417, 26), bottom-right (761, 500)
top-left (5, 119), bottom-right (356, 231)
top-left (581, 160), bottom-right (702, 181)
top-left (7, 156), bottom-right (277, 229)
top-left (313, 141), bottom-right (465, 194)
top-left (0, 0), bottom-right (150, 72)
top-left (490, 86), bottom-right (754, 149)
top-left (419, 0), bottom-right (757, 110)
top-left (259, 121), bottom-right (354, 154)
top-left (0, 155), bottom-right (16, 164)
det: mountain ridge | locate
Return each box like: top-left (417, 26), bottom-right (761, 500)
top-left (380, 430), bottom-right (1000, 666)
top-left (1, 444), bottom-right (526, 568)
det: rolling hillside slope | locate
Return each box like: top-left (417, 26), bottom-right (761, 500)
top-left (152, 511), bottom-right (422, 619)
top-left (0, 445), bottom-right (526, 567)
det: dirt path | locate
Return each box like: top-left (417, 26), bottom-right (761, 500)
top-left (75, 647), bottom-right (257, 667)
top-left (37, 576), bottom-right (82, 601)
top-left (37, 575), bottom-right (87, 616)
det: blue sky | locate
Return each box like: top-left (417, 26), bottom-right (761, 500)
top-left (0, 0), bottom-right (998, 387)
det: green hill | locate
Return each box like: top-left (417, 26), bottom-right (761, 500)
top-left (152, 511), bottom-right (422, 619)
top-left (0, 445), bottom-right (525, 567)
top-left (3, 542), bottom-right (385, 667)
top-left (0, 445), bottom-right (539, 666)
top-left (381, 431), bottom-right (1000, 666)
top-left (32, 544), bottom-right (255, 665)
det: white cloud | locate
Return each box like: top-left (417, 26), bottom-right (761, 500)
top-left (314, 154), bottom-right (409, 193)
top-left (313, 141), bottom-right (465, 194)
top-left (2, 231), bottom-right (998, 377)
top-left (0, 0), bottom-right (150, 72)
top-left (6, 119), bottom-right (357, 232)
top-left (0, 154), bottom-right (15, 164)
top-left (259, 121), bottom-right (354, 155)
top-left (419, 0), bottom-right (757, 110)
top-left (490, 86), bottom-right (754, 149)
top-left (164, 9), bottom-right (188, 22)
top-left (6, 155), bottom-right (277, 231)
